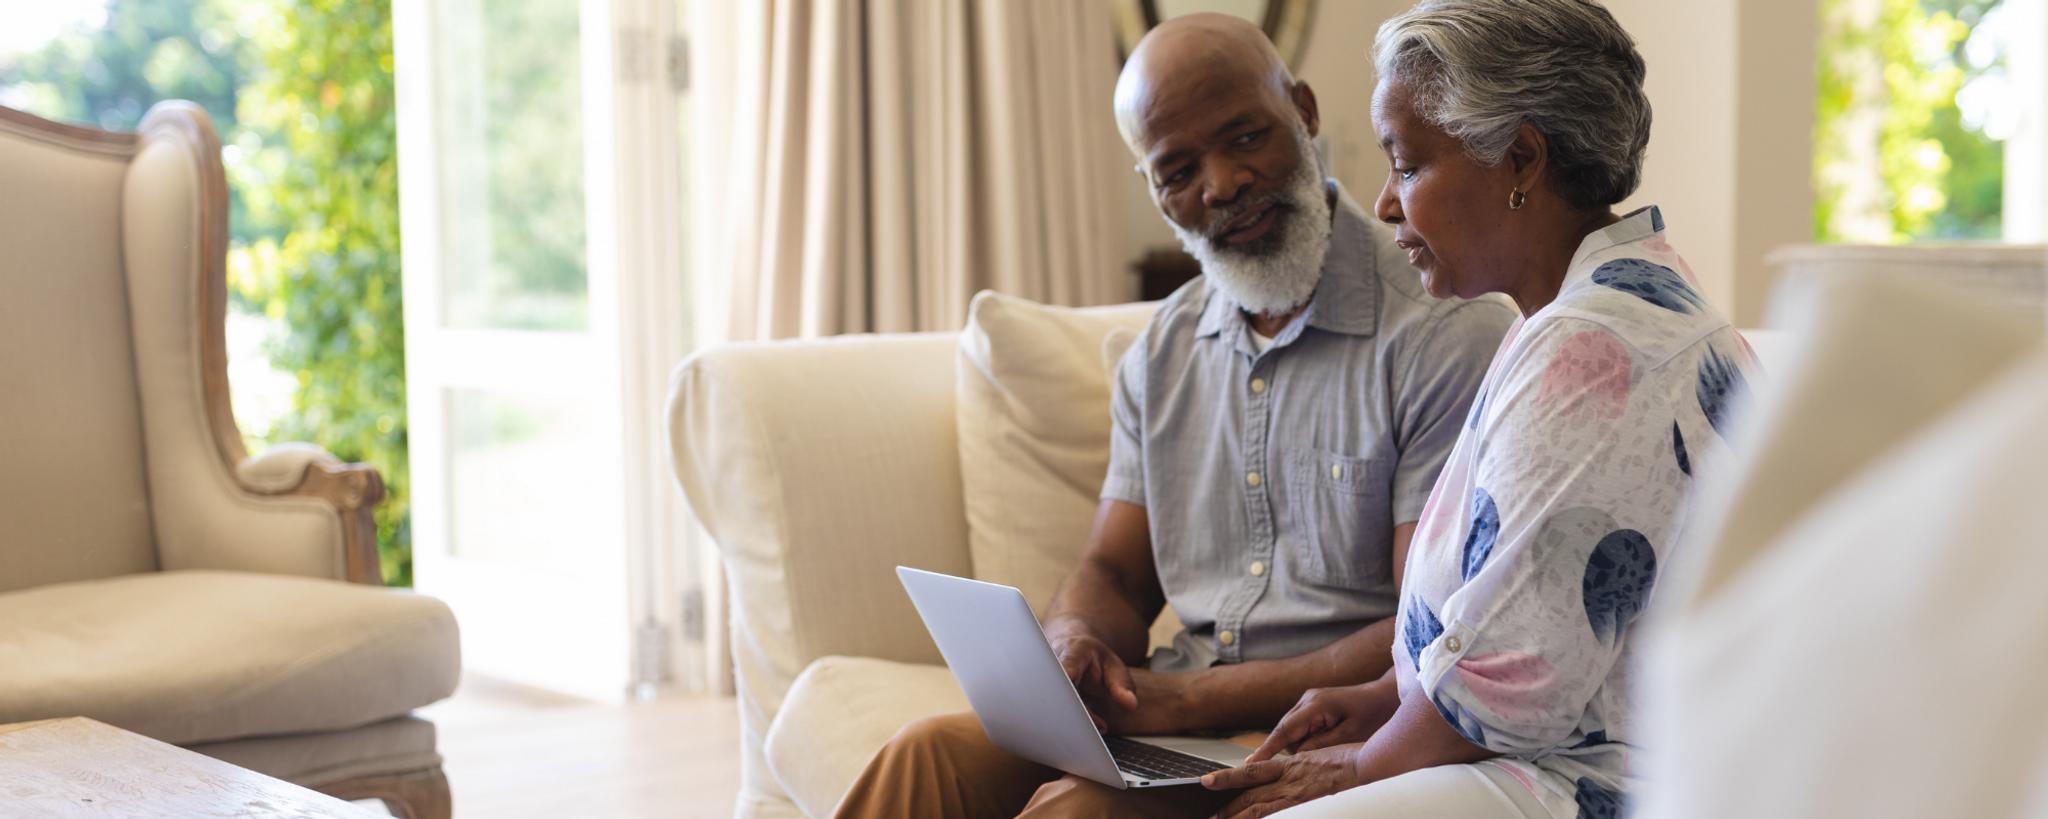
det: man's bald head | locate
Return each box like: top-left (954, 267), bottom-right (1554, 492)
top-left (1114, 13), bottom-right (1297, 151)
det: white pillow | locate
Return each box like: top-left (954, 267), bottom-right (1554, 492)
top-left (1642, 272), bottom-right (2047, 819)
top-left (956, 291), bottom-right (1157, 616)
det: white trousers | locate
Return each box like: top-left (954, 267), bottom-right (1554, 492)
top-left (1267, 762), bottom-right (1552, 819)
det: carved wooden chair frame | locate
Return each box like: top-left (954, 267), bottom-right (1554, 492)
top-left (0, 102), bottom-right (447, 819)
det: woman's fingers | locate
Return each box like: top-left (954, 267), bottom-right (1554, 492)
top-left (1202, 758), bottom-right (1288, 790)
top-left (1247, 701), bottom-right (1335, 763)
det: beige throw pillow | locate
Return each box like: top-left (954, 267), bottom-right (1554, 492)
top-left (956, 291), bottom-right (1158, 616)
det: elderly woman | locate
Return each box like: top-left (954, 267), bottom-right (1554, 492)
top-left (1199, 1), bottom-right (1755, 818)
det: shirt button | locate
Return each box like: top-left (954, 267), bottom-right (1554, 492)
top-left (1250, 378), bottom-right (1267, 394)
top-left (1447, 636), bottom-right (1463, 653)
top-left (1246, 471), bottom-right (1261, 487)
top-left (1219, 630), bottom-right (1236, 646)
top-left (1330, 464), bottom-right (1343, 479)
top-left (1249, 561), bottom-right (1266, 577)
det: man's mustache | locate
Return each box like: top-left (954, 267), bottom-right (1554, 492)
top-left (1195, 190), bottom-right (1298, 244)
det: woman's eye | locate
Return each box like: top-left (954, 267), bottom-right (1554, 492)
top-left (1396, 166), bottom-right (1417, 180)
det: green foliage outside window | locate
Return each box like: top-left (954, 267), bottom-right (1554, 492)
top-left (2, 0), bottom-right (411, 586)
top-left (1816, 0), bottom-right (2005, 243)
top-left (228, 0), bottom-right (408, 586)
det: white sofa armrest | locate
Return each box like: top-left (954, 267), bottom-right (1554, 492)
top-left (667, 331), bottom-right (973, 816)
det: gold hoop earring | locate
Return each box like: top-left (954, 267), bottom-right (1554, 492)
top-left (1508, 188), bottom-right (1527, 210)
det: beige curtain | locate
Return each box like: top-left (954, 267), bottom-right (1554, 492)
top-left (698, 0), bottom-right (1133, 341)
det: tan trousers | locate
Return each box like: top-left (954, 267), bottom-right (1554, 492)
top-left (832, 711), bottom-right (1235, 819)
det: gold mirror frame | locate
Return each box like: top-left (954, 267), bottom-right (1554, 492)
top-left (1114, 0), bottom-right (1318, 71)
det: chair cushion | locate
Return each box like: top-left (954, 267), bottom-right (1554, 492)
top-left (955, 291), bottom-right (1157, 615)
top-left (184, 715), bottom-right (440, 788)
top-left (0, 570), bottom-right (459, 746)
top-left (764, 656), bottom-right (969, 819)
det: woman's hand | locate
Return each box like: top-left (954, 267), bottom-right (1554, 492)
top-left (1202, 744), bottom-right (1365, 819)
top-left (1244, 677), bottom-right (1400, 763)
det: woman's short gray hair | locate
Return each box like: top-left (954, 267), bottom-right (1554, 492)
top-left (1374, 0), bottom-right (1650, 210)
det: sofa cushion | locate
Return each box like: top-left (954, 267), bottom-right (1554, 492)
top-left (0, 570), bottom-right (459, 745)
top-left (765, 656), bottom-right (970, 819)
top-left (1642, 348), bottom-right (2048, 819)
top-left (956, 291), bottom-right (1158, 614)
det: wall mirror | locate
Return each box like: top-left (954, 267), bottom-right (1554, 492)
top-left (1114, 0), bottom-right (1317, 71)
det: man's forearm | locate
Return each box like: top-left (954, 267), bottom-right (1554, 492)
top-left (1177, 615), bottom-right (1399, 730)
top-left (1043, 556), bottom-right (1160, 664)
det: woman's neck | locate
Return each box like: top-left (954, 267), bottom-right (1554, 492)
top-left (1506, 208), bottom-right (1623, 318)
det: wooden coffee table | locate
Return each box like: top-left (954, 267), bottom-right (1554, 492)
top-left (0, 717), bottom-right (383, 817)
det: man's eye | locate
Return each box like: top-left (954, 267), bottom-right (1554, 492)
top-left (1234, 129), bottom-right (1266, 146)
top-left (1162, 167), bottom-right (1192, 187)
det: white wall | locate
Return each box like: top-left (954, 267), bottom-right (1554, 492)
top-left (1117, 0), bottom-right (1817, 325)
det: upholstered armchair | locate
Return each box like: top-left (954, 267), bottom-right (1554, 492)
top-left (0, 103), bottom-right (459, 818)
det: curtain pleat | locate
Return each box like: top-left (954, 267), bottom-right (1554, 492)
top-left (713, 0), bottom-right (1132, 341)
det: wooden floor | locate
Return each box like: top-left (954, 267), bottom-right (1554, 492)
top-left (414, 675), bottom-right (742, 819)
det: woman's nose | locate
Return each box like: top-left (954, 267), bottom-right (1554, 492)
top-left (1375, 178), bottom-right (1403, 224)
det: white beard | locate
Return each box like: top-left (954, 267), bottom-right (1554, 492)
top-left (1170, 137), bottom-right (1333, 316)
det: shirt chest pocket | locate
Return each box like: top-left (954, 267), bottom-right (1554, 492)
top-left (1287, 448), bottom-right (1394, 588)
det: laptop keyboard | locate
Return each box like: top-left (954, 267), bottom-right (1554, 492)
top-left (1103, 735), bottom-right (1232, 781)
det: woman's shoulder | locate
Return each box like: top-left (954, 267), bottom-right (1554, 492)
top-left (1540, 247), bottom-right (1731, 372)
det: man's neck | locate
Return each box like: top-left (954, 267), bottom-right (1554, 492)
top-left (1246, 304), bottom-right (1306, 338)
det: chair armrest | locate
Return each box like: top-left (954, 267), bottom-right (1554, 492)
top-left (236, 443), bottom-right (386, 586)
top-left (667, 332), bottom-right (973, 726)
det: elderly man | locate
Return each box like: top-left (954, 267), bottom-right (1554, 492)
top-left (831, 14), bottom-right (1514, 819)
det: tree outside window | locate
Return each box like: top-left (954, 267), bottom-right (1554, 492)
top-left (1816, 0), bottom-right (2010, 243)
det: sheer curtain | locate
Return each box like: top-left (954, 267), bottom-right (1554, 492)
top-left (690, 0), bottom-right (1133, 341)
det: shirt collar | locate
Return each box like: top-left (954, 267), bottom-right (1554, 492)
top-left (1195, 179), bottom-right (1380, 348)
top-left (1567, 205), bottom-right (1665, 273)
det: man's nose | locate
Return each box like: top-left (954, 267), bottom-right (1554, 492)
top-left (1199, 162), bottom-right (1254, 210)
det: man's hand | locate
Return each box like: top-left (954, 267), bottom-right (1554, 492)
top-left (1244, 676), bottom-right (1400, 763)
top-left (1052, 631), bottom-right (1199, 734)
top-left (1052, 631), bottom-right (1138, 731)
top-left (1202, 744), bottom-right (1364, 819)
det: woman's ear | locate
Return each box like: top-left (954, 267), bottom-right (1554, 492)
top-left (1508, 121), bottom-right (1547, 190)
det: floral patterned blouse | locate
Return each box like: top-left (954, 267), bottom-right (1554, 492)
top-left (1392, 206), bottom-right (1758, 819)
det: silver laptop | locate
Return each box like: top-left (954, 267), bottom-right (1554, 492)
top-left (896, 566), bottom-right (1254, 788)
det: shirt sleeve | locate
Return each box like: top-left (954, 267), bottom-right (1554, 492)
top-left (1414, 318), bottom-right (1663, 755)
top-left (1389, 300), bottom-right (1515, 525)
top-left (1100, 329), bottom-right (1148, 507)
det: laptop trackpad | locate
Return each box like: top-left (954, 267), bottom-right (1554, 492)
top-left (1124, 735), bottom-right (1255, 767)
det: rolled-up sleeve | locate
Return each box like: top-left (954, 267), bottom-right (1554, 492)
top-left (1414, 318), bottom-right (1656, 755)
top-left (1100, 331), bottom-right (1148, 507)
top-left (1390, 300), bottom-right (1515, 525)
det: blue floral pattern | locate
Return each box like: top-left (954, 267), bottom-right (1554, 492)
top-left (1463, 488), bottom-right (1501, 582)
top-left (1590, 258), bottom-right (1704, 315)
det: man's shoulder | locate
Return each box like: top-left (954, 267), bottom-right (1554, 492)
top-left (1132, 274), bottom-right (1216, 352)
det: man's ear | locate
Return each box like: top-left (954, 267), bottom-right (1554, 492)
top-left (1291, 80), bottom-right (1321, 140)
top-left (1508, 121), bottom-right (1547, 190)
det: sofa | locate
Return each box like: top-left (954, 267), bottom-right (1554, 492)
top-left (0, 102), bottom-right (460, 818)
top-left (669, 292), bottom-right (1193, 818)
top-left (680, 267), bottom-right (2048, 819)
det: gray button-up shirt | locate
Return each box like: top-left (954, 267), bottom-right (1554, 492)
top-left (1103, 181), bottom-right (1514, 672)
